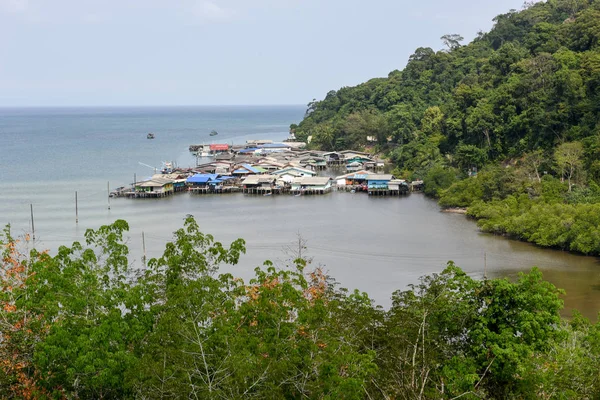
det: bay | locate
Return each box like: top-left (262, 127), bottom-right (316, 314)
top-left (1, 106), bottom-right (599, 320)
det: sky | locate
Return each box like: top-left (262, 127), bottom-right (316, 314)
top-left (0, 0), bottom-right (538, 106)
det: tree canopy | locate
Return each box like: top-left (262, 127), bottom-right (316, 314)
top-left (2, 219), bottom-right (599, 399)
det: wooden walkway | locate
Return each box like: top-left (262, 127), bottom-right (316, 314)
top-left (189, 186), bottom-right (241, 194)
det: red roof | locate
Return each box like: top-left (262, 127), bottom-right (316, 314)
top-left (209, 144), bottom-right (229, 151)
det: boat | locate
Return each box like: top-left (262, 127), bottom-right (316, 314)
top-left (209, 130), bottom-right (218, 137)
top-left (263, 193), bottom-right (272, 196)
top-left (147, 133), bottom-right (155, 139)
top-left (161, 161), bottom-right (174, 174)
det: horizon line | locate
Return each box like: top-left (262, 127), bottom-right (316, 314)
top-left (0, 103), bottom-right (307, 108)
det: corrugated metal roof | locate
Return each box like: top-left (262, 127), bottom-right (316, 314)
top-left (334, 170), bottom-right (370, 180)
top-left (366, 174), bottom-right (394, 181)
top-left (340, 150), bottom-right (371, 156)
top-left (137, 177), bottom-right (173, 187)
top-left (272, 166), bottom-right (316, 176)
top-left (157, 173), bottom-right (188, 180)
top-left (258, 143), bottom-right (291, 148)
top-left (278, 170), bottom-right (303, 177)
top-left (209, 144), bottom-right (229, 151)
top-left (187, 173), bottom-right (219, 183)
top-left (237, 164), bottom-right (264, 174)
top-left (291, 177), bottom-right (332, 185)
top-left (242, 175), bottom-right (276, 185)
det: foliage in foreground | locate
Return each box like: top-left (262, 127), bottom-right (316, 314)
top-left (1, 219), bottom-right (600, 399)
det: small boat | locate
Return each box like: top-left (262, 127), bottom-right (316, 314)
top-left (295, 193), bottom-right (302, 197)
top-left (147, 133), bottom-right (155, 139)
top-left (263, 193), bottom-right (272, 196)
top-left (209, 130), bottom-right (218, 137)
top-left (161, 161), bottom-right (174, 174)
top-left (350, 189), bottom-right (356, 193)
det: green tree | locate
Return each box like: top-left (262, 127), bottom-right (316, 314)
top-left (441, 33), bottom-right (464, 51)
top-left (555, 141), bottom-right (584, 191)
top-left (423, 165), bottom-right (458, 197)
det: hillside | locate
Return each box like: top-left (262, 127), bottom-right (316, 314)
top-left (294, 0), bottom-right (599, 173)
top-left (293, 0), bottom-right (600, 254)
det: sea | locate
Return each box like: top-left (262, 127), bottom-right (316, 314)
top-left (1, 106), bottom-right (600, 319)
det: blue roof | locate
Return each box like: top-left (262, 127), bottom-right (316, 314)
top-left (187, 173), bottom-right (219, 184)
top-left (239, 164), bottom-right (261, 173)
top-left (238, 148), bottom-right (260, 153)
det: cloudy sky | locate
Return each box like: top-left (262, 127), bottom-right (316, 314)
top-left (0, 0), bottom-right (534, 106)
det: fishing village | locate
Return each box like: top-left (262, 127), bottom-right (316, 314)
top-left (111, 137), bottom-right (424, 199)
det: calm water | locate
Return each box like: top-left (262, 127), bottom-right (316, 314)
top-left (1, 106), bottom-right (599, 320)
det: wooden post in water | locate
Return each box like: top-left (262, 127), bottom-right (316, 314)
top-left (484, 251), bottom-right (487, 280)
top-left (75, 191), bottom-right (79, 224)
top-left (107, 181), bottom-right (111, 210)
top-left (30, 204), bottom-right (35, 242)
top-left (142, 231), bottom-right (147, 267)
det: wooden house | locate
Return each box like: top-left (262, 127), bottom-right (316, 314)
top-left (254, 159), bottom-right (286, 172)
top-left (299, 156), bottom-right (327, 171)
top-left (367, 174), bottom-right (408, 196)
top-left (290, 177), bottom-right (332, 195)
top-left (334, 171), bottom-right (370, 188)
top-left (340, 150), bottom-right (371, 160)
top-left (367, 174), bottom-right (394, 189)
top-left (156, 173), bottom-right (188, 192)
top-left (232, 163), bottom-right (267, 177)
top-left (345, 155), bottom-right (374, 164)
top-left (388, 179), bottom-right (410, 195)
top-left (241, 175), bottom-right (281, 194)
top-left (272, 166), bottom-right (316, 183)
top-left (411, 180), bottom-right (424, 191)
top-left (323, 151), bottom-right (344, 165)
top-left (135, 176), bottom-right (174, 198)
top-left (346, 161), bottom-right (364, 172)
top-left (187, 174), bottom-right (238, 194)
top-left (187, 173), bottom-right (219, 193)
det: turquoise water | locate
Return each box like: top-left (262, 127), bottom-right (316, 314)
top-left (1, 106), bottom-right (599, 318)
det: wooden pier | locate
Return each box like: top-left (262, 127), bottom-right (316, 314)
top-left (189, 186), bottom-right (241, 195)
top-left (125, 191), bottom-right (174, 199)
top-left (367, 188), bottom-right (409, 196)
top-left (242, 187), bottom-right (285, 195)
top-left (290, 188), bottom-right (331, 195)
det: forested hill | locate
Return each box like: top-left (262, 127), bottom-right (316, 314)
top-left (293, 0), bottom-right (600, 181)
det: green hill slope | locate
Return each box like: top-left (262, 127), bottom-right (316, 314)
top-left (295, 0), bottom-right (599, 172)
top-left (294, 0), bottom-right (600, 254)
